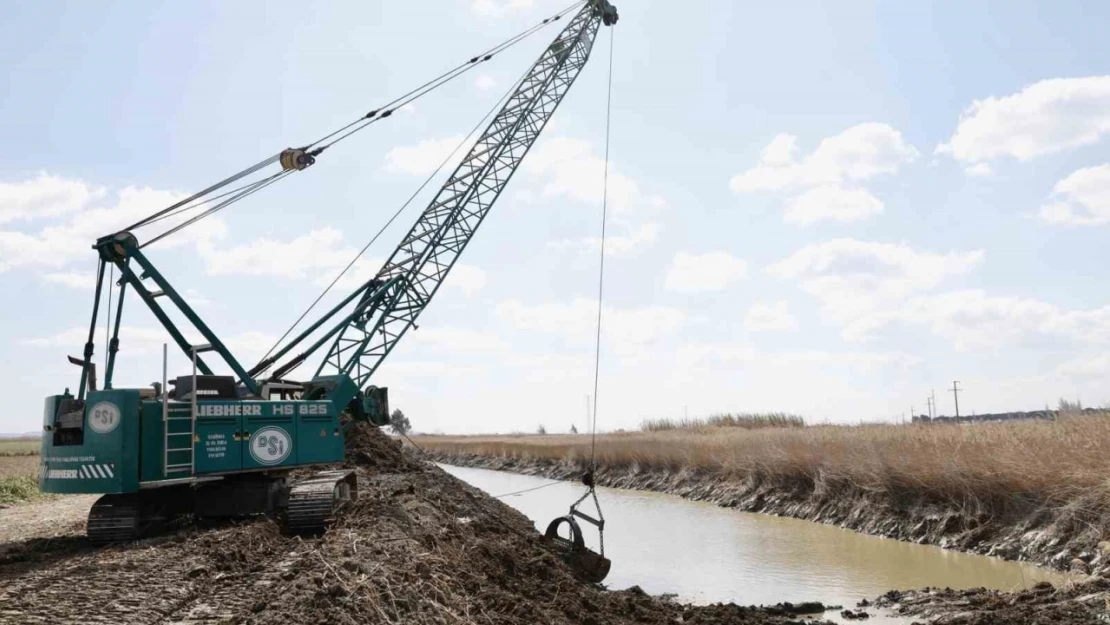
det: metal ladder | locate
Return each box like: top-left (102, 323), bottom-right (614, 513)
top-left (161, 343), bottom-right (211, 477)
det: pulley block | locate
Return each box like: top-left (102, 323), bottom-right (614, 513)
top-left (280, 148), bottom-right (316, 171)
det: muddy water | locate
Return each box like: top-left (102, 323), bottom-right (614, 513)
top-left (442, 464), bottom-right (1073, 624)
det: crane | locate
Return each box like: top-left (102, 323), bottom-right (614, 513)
top-left (38, 0), bottom-right (618, 578)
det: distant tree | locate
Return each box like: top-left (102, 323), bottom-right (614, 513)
top-left (570, 424), bottom-right (578, 434)
top-left (537, 424), bottom-right (547, 435)
top-left (390, 409), bottom-right (412, 435)
top-left (1058, 398), bottom-right (1083, 413)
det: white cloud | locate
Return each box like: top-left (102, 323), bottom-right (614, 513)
top-left (202, 228), bottom-right (358, 280)
top-left (201, 227), bottom-right (485, 297)
top-left (408, 327), bottom-right (508, 352)
top-left (1056, 354), bottom-right (1110, 380)
top-left (938, 76), bottom-right (1110, 165)
top-left (548, 222), bottom-right (661, 256)
top-left (965, 162), bottom-right (993, 177)
top-left (676, 342), bottom-right (918, 371)
top-left (497, 298), bottom-right (684, 350)
top-left (475, 74), bottom-right (497, 91)
top-left (445, 263), bottom-right (487, 296)
top-left (730, 123), bottom-right (917, 226)
top-left (471, 0), bottom-right (535, 16)
top-left (844, 289), bottom-right (1110, 350)
top-left (380, 361), bottom-right (482, 378)
top-left (743, 300), bottom-right (798, 333)
top-left (759, 133), bottom-right (798, 166)
top-left (783, 185), bottom-right (884, 225)
top-left (383, 136), bottom-right (466, 176)
top-left (184, 288), bottom-right (212, 308)
top-left (770, 239), bottom-right (984, 321)
top-left (0, 173), bottom-right (104, 225)
top-left (25, 325), bottom-right (278, 376)
top-left (1038, 163), bottom-right (1110, 226)
top-left (730, 123), bottom-right (919, 193)
top-left (665, 251), bottom-right (747, 293)
top-left (44, 271), bottom-right (95, 290)
top-left (0, 182), bottom-right (226, 273)
top-left (521, 136), bottom-right (666, 214)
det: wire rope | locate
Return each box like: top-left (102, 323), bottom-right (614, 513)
top-left (492, 480), bottom-right (565, 499)
top-left (140, 170), bottom-right (292, 249)
top-left (588, 27), bottom-right (615, 472)
top-left (120, 1), bottom-right (584, 246)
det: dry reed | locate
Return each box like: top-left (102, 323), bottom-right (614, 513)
top-left (417, 413), bottom-right (1110, 519)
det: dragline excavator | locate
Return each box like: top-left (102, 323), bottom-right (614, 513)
top-left (38, 0), bottom-right (617, 579)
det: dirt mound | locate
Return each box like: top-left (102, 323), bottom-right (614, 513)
top-left (874, 578), bottom-right (1110, 624)
top-left (342, 422), bottom-right (416, 471)
top-left (0, 423), bottom-right (832, 624)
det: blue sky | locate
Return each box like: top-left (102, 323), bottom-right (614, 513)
top-left (3, 1), bottom-right (1110, 434)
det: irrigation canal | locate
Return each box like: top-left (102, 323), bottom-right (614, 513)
top-left (441, 464), bottom-right (1074, 624)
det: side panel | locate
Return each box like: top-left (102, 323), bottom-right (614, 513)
top-left (40, 389), bottom-right (140, 494)
top-left (195, 415), bottom-right (241, 473)
top-left (295, 401), bottom-right (345, 465)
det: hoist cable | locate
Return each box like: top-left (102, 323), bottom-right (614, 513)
top-left (257, 62), bottom-right (534, 372)
top-left (309, 0), bottom-right (586, 153)
top-left (140, 170), bottom-right (292, 249)
top-left (123, 154), bottom-right (281, 232)
top-left (492, 480), bottom-right (564, 499)
top-left (137, 174), bottom-right (291, 230)
top-left (589, 27), bottom-right (615, 472)
top-left (120, 1), bottom-right (583, 245)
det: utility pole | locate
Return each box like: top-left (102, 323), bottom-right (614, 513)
top-left (931, 389), bottom-right (937, 418)
top-left (950, 381), bottom-right (962, 422)
top-left (926, 396), bottom-right (933, 419)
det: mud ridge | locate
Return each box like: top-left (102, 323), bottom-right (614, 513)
top-left (872, 578), bottom-right (1110, 624)
top-left (427, 451), bottom-right (1110, 578)
top-left (0, 426), bottom-right (837, 625)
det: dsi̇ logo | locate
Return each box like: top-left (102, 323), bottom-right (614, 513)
top-left (250, 426), bottom-right (292, 465)
top-left (88, 402), bottom-right (121, 434)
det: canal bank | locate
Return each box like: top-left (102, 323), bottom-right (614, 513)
top-left (423, 448), bottom-right (1110, 579)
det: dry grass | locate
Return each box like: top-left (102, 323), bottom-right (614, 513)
top-left (641, 412), bottom-right (805, 432)
top-left (0, 455), bottom-right (40, 479)
top-left (0, 438), bottom-right (40, 456)
top-left (0, 455), bottom-right (43, 504)
top-left (417, 413), bottom-right (1110, 517)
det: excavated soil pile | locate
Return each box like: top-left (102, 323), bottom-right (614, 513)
top-left (874, 578), bottom-right (1110, 625)
top-left (0, 425), bottom-right (832, 625)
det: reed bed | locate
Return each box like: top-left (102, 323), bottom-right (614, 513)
top-left (641, 412), bottom-right (805, 431)
top-left (417, 413), bottom-right (1110, 518)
